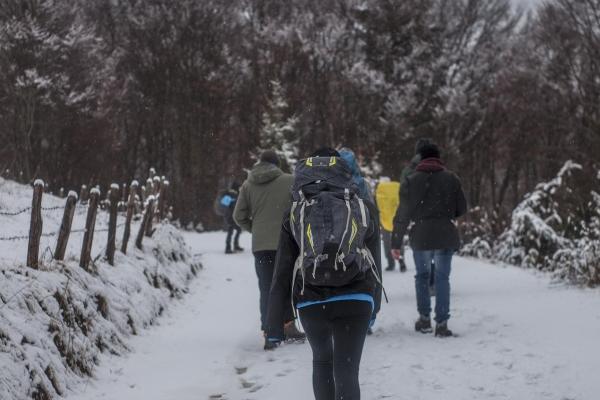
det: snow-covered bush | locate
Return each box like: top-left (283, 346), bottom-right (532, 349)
top-left (459, 206), bottom-right (496, 259)
top-left (494, 161), bottom-right (600, 286)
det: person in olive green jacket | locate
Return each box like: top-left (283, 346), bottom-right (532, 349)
top-left (233, 150), bottom-right (305, 348)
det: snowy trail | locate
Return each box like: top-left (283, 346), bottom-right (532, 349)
top-left (70, 231), bottom-right (600, 400)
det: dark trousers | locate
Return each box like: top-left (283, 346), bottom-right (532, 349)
top-left (299, 301), bottom-right (372, 400)
top-left (381, 229), bottom-right (395, 269)
top-left (254, 251), bottom-right (294, 332)
top-left (225, 223), bottom-right (241, 250)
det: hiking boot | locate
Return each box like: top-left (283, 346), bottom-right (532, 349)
top-left (264, 338), bottom-right (279, 351)
top-left (399, 259), bottom-right (407, 273)
top-left (435, 321), bottom-right (453, 337)
top-left (234, 245), bottom-right (244, 252)
top-left (385, 264), bottom-right (395, 271)
top-left (284, 322), bottom-right (306, 342)
top-left (225, 247), bottom-right (234, 254)
top-left (414, 316), bottom-right (433, 334)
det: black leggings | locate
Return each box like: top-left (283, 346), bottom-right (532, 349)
top-left (299, 300), bottom-right (372, 400)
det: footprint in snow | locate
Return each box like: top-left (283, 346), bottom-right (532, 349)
top-left (234, 366), bottom-right (248, 375)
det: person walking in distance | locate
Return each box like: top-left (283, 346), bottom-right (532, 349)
top-left (391, 142), bottom-right (467, 337)
top-left (401, 138), bottom-right (436, 294)
top-left (375, 177), bottom-right (406, 272)
top-left (215, 181), bottom-right (243, 254)
top-left (266, 148), bottom-right (383, 400)
top-left (234, 150), bottom-right (305, 347)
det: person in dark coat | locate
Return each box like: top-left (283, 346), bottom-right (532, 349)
top-left (266, 147), bottom-right (383, 400)
top-left (221, 181), bottom-right (243, 254)
top-left (391, 142), bottom-right (467, 337)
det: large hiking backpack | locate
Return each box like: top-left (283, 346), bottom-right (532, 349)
top-left (290, 156), bottom-right (380, 293)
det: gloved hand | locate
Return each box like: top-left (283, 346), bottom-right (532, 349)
top-left (391, 249), bottom-right (403, 260)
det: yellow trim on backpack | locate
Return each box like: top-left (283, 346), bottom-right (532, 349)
top-left (329, 157), bottom-right (336, 166)
top-left (349, 218), bottom-right (358, 251)
top-left (306, 158), bottom-right (313, 167)
top-left (306, 224), bottom-right (316, 252)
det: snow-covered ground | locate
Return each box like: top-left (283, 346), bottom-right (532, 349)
top-left (70, 231), bottom-right (600, 400)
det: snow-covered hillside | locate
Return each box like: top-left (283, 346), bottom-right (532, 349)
top-left (71, 231), bottom-right (600, 400)
top-left (0, 178), bottom-right (200, 400)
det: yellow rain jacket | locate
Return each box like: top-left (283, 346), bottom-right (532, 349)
top-left (375, 181), bottom-right (400, 232)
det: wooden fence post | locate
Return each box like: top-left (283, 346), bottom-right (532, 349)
top-left (158, 179), bottom-right (169, 220)
top-left (105, 184), bottom-right (120, 265)
top-left (144, 194), bottom-right (156, 237)
top-left (136, 196), bottom-right (155, 250)
top-left (54, 191), bottom-right (78, 261)
top-left (79, 185), bottom-right (89, 204)
top-left (27, 180), bottom-right (44, 269)
top-left (152, 176), bottom-right (161, 196)
top-left (145, 178), bottom-right (153, 200)
top-left (121, 180), bottom-right (138, 254)
top-left (80, 188), bottom-right (100, 271)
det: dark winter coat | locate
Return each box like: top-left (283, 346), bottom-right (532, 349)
top-left (233, 162), bottom-right (294, 252)
top-left (266, 200), bottom-right (382, 340)
top-left (392, 158), bottom-right (467, 251)
top-left (221, 189), bottom-right (238, 227)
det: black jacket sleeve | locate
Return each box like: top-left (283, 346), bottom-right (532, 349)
top-left (392, 177), bottom-right (412, 249)
top-left (265, 214), bottom-right (299, 340)
top-left (454, 175), bottom-right (468, 219)
top-left (365, 201), bottom-right (383, 316)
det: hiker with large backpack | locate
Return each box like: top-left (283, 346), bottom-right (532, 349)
top-left (233, 150), bottom-right (305, 348)
top-left (266, 148), bottom-right (383, 400)
top-left (391, 142), bottom-right (467, 337)
top-left (214, 181), bottom-right (243, 254)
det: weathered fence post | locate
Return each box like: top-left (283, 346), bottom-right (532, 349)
top-left (158, 180), bottom-right (170, 220)
top-left (80, 188), bottom-right (100, 271)
top-left (152, 176), bottom-right (161, 196)
top-left (54, 191), bottom-right (78, 261)
top-left (79, 185), bottom-right (89, 204)
top-left (105, 184), bottom-right (120, 265)
top-left (145, 178), bottom-right (153, 200)
top-left (121, 180), bottom-right (139, 254)
top-left (27, 180), bottom-right (44, 269)
top-left (136, 196), bottom-right (155, 250)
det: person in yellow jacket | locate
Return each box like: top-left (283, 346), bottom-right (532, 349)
top-left (375, 177), bottom-right (407, 272)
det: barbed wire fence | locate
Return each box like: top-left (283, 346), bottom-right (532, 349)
top-left (0, 169), bottom-right (171, 266)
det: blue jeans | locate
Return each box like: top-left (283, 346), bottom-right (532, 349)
top-left (413, 249), bottom-right (454, 323)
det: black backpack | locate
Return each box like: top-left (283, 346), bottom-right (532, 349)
top-left (290, 156), bottom-right (380, 292)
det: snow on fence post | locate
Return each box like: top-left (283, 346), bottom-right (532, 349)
top-left (121, 180), bottom-right (139, 254)
top-left (149, 167), bottom-right (156, 179)
top-left (79, 185), bottom-right (89, 204)
top-left (105, 184), bottom-right (120, 266)
top-left (80, 188), bottom-right (100, 271)
top-left (158, 179), bottom-right (170, 220)
top-left (136, 195), bottom-right (155, 250)
top-left (26, 180), bottom-right (44, 269)
top-left (152, 176), bottom-right (161, 196)
top-left (54, 191), bottom-right (78, 261)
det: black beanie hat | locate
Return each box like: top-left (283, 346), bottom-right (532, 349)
top-left (415, 138), bottom-right (432, 155)
top-left (418, 143), bottom-right (441, 159)
top-left (260, 150), bottom-right (280, 167)
top-left (310, 147), bottom-right (340, 157)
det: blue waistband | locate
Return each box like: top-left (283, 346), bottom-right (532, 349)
top-left (297, 293), bottom-right (374, 310)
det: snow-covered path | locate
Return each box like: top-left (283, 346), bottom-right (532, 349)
top-left (70, 231), bottom-right (600, 400)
